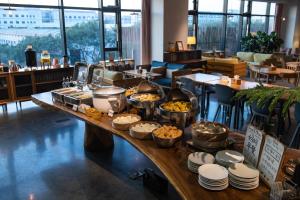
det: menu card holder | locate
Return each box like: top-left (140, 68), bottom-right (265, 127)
top-left (258, 135), bottom-right (285, 187)
top-left (243, 125), bottom-right (265, 167)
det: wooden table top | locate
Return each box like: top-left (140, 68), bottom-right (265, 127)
top-left (31, 92), bottom-right (271, 200)
top-left (179, 73), bottom-right (221, 84)
top-left (250, 66), bottom-right (296, 75)
top-left (207, 79), bottom-right (261, 91)
top-left (123, 70), bottom-right (162, 78)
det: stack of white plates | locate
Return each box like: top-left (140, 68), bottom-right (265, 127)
top-left (228, 163), bottom-right (260, 190)
top-left (198, 164), bottom-right (229, 191)
top-left (187, 152), bottom-right (215, 173)
top-left (215, 150), bottom-right (244, 167)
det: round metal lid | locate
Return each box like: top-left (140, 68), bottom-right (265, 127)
top-left (93, 86), bottom-right (125, 97)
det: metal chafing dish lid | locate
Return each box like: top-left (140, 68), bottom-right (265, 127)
top-left (93, 86), bottom-right (125, 97)
top-left (167, 88), bottom-right (190, 102)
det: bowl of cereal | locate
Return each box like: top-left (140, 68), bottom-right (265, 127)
top-left (152, 125), bottom-right (183, 148)
top-left (112, 114), bottom-right (141, 131)
top-left (129, 121), bottom-right (161, 140)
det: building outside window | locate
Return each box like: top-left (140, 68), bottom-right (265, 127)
top-left (0, 0), bottom-right (142, 65)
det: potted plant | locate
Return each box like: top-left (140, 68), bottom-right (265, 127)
top-left (241, 31), bottom-right (284, 54)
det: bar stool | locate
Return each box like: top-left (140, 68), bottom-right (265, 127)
top-left (213, 84), bottom-right (237, 128)
top-left (289, 103), bottom-right (300, 148)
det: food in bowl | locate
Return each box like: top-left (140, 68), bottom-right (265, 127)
top-left (85, 108), bottom-right (103, 120)
top-left (161, 101), bottom-right (191, 112)
top-left (153, 125), bottom-right (183, 139)
top-left (113, 115), bottom-right (140, 124)
top-left (131, 123), bottom-right (160, 133)
top-left (132, 93), bottom-right (160, 102)
top-left (125, 87), bottom-right (137, 97)
top-left (192, 122), bottom-right (227, 135)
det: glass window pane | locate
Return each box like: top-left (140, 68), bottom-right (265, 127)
top-left (104, 12), bottom-right (117, 48)
top-left (121, 11), bottom-right (141, 64)
top-left (103, 0), bottom-right (116, 7)
top-left (243, 0), bottom-right (249, 13)
top-left (105, 51), bottom-right (119, 60)
top-left (250, 16), bottom-right (266, 33)
top-left (63, 0), bottom-right (99, 8)
top-left (227, 0), bottom-right (241, 14)
top-left (188, 15), bottom-right (195, 36)
top-left (197, 14), bottom-right (225, 51)
top-left (251, 1), bottom-right (267, 15)
top-left (0, 7), bottom-right (62, 66)
top-left (268, 17), bottom-right (275, 34)
top-left (225, 15), bottom-right (240, 56)
top-left (198, 0), bottom-right (224, 13)
top-left (270, 3), bottom-right (276, 16)
top-left (65, 10), bottom-right (102, 64)
top-left (121, 0), bottom-right (141, 10)
top-left (188, 0), bottom-right (194, 10)
top-left (0, 0), bottom-right (59, 5)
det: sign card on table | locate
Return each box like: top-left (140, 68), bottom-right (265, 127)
top-left (258, 135), bottom-right (285, 186)
top-left (243, 125), bottom-right (264, 167)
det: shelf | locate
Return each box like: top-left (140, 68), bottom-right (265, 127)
top-left (36, 80), bottom-right (62, 85)
top-left (0, 87), bottom-right (8, 90)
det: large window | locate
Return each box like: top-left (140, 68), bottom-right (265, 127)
top-left (65, 9), bottom-right (102, 64)
top-left (0, 0), bottom-right (142, 66)
top-left (0, 7), bottom-right (62, 65)
top-left (197, 14), bottom-right (225, 51)
top-left (189, 0), bottom-right (277, 56)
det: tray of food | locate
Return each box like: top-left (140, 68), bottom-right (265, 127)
top-left (152, 125), bottom-right (183, 148)
top-left (64, 91), bottom-right (93, 106)
top-left (51, 87), bottom-right (80, 103)
top-left (129, 121), bottom-right (161, 140)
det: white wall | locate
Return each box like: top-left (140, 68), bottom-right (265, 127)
top-left (151, 0), bottom-right (164, 61)
top-left (150, 0), bottom-right (189, 61)
top-left (164, 0), bottom-right (189, 51)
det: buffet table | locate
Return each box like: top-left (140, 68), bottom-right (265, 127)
top-left (31, 92), bottom-right (271, 200)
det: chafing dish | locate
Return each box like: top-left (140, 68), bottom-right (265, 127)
top-left (158, 88), bottom-right (198, 129)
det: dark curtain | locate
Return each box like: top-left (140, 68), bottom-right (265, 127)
top-left (275, 3), bottom-right (283, 36)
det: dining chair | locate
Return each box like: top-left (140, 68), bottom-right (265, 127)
top-left (205, 72), bottom-right (223, 117)
top-left (289, 103), bottom-right (300, 148)
top-left (179, 77), bottom-right (202, 113)
top-left (213, 84), bottom-right (237, 128)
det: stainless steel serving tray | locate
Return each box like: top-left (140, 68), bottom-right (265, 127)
top-left (64, 92), bottom-right (93, 106)
top-left (51, 88), bottom-right (80, 103)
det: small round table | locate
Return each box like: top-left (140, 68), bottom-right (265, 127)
top-left (250, 65), bottom-right (297, 83)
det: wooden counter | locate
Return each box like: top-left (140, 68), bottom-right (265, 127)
top-left (31, 92), bottom-right (272, 200)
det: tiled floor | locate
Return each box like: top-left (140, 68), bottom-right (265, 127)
top-left (0, 102), bottom-right (180, 200)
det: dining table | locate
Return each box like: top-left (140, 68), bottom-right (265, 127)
top-left (178, 73), bottom-right (284, 130)
top-left (250, 66), bottom-right (297, 83)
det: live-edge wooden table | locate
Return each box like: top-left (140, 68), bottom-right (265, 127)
top-left (32, 92), bottom-right (270, 200)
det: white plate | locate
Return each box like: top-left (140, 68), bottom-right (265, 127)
top-left (229, 173), bottom-right (259, 183)
top-left (229, 178), bottom-right (259, 187)
top-left (199, 176), bottom-right (228, 184)
top-left (216, 150), bottom-right (244, 164)
top-left (228, 163), bottom-right (259, 179)
top-left (188, 152), bottom-right (215, 166)
top-left (198, 179), bottom-right (229, 191)
top-left (198, 164), bottom-right (228, 181)
top-left (199, 178), bottom-right (228, 187)
top-left (230, 181), bottom-right (259, 190)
